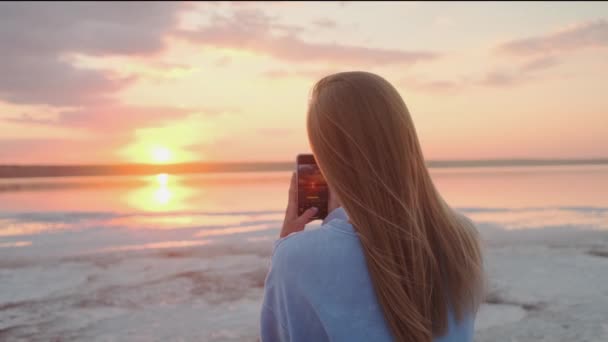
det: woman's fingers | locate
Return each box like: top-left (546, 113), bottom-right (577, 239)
top-left (294, 206), bottom-right (318, 226)
top-left (280, 173), bottom-right (318, 238)
top-left (288, 172), bottom-right (297, 203)
top-left (284, 172), bottom-right (298, 220)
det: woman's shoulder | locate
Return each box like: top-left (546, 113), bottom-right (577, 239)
top-left (273, 223), bottom-right (342, 258)
top-left (274, 208), bottom-right (354, 252)
top-left (271, 219), bottom-right (359, 271)
top-left (268, 228), bottom-right (329, 286)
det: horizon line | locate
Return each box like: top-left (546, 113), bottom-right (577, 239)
top-left (0, 158), bottom-right (607, 179)
top-left (2, 157), bottom-right (608, 167)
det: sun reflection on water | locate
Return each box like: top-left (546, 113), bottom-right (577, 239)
top-left (156, 173), bottom-right (169, 186)
top-left (124, 173), bottom-right (196, 212)
top-left (152, 173), bottom-right (173, 205)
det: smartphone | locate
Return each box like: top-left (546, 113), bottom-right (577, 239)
top-left (296, 154), bottom-right (329, 220)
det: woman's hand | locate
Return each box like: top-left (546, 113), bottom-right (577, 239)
top-left (280, 172), bottom-right (318, 238)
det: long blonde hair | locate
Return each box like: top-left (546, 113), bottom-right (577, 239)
top-left (307, 71), bottom-right (483, 341)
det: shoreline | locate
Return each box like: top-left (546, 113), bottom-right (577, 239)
top-left (1, 158), bottom-right (606, 179)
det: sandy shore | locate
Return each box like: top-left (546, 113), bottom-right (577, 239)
top-left (1, 208), bottom-right (607, 341)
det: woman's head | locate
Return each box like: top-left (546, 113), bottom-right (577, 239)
top-left (307, 72), bottom-right (483, 342)
top-left (307, 72), bottom-right (425, 214)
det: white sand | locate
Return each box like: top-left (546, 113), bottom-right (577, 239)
top-left (1, 208), bottom-right (607, 341)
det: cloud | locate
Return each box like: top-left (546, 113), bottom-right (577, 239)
top-left (0, 2), bottom-right (200, 162)
top-left (0, 54), bottom-right (133, 107)
top-left (4, 104), bottom-right (232, 133)
top-left (260, 68), bottom-right (340, 80)
top-left (401, 56), bottom-right (560, 93)
top-left (478, 71), bottom-right (521, 87)
top-left (399, 78), bottom-right (463, 93)
top-left (519, 56), bottom-right (560, 72)
top-left (497, 19), bottom-right (608, 56)
top-left (215, 56), bottom-right (233, 67)
top-left (478, 56), bottom-right (561, 88)
top-left (1, 105), bottom-right (235, 163)
top-left (257, 128), bottom-right (294, 137)
top-left (313, 18), bottom-right (337, 29)
top-left (0, 138), bottom-right (127, 164)
top-left (0, 2), bottom-right (188, 107)
top-left (0, 2), bottom-right (186, 57)
top-left (485, 19), bottom-right (602, 89)
top-left (178, 9), bottom-right (439, 66)
top-left (57, 105), bottom-right (191, 131)
top-left (3, 113), bottom-right (59, 126)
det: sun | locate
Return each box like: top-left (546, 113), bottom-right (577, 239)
top-left (151, 146), bottom-right (172, 164)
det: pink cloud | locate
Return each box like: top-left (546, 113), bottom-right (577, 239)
top-left (400, 56), bottom-right (558, 94)
top-left (0, 2), bottom-right (188, 57)
top-left (399, 78), bottom-right (463, 94)
top-left (260, 68), bottom-right (342, 80)
top-left (5, 104), bottom-right (230, 133)
top-left (215, 56), bottom-right (232, 67)
top-left (401, 53), bottom-right (563, 94)
top-left (0, 138), bottom-right (127, 164)
top-left (313, 18), bottom-right (337, 29)
top-left (0, 2), bottom-right (203, 164)
top-left (0, 2), bottom-right (188, 107)
top-left (519, 56), bottom-right (560, 72)
top-left (497, 19), bottom-right (608, 56)
top-left (178, 9), bottom-right (439, 66)
top-left (478, 71), bottom-right (523, 87)
top-left (0, 103), bottom-right (237, 164)
top-left (58, 105), bottom-right (191, 131)
top-left (0, 55), bottom-right (133, 107)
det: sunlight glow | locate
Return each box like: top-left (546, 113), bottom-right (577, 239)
top-left (125, 174), bottom-right (195, 212)
top-left (151, 146), bottom-right (172, 164)
top-left (154, 187), bottom-right (172, 205)
top-left (154, 173), bottom-right (171, 205)
top-left (156, 173), bottom-right (169, 186)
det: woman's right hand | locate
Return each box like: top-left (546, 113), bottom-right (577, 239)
top-left (279, 172), bottom-right (318, 238)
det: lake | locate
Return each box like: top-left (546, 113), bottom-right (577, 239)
top-left (1, 165), bottom-right (607, 341)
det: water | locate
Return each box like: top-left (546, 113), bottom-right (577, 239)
top-left (1, 165), bottom-right (606, 254)
top-left (1, 165), bottom-right (607, 341)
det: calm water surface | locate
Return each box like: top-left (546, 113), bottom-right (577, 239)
top-left (1, 165), bottom-right (607, 255)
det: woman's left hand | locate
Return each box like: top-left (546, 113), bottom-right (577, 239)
top-left (280, 172), bottom-right (318, 238)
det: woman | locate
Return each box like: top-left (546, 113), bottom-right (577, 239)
top-left (261, 72), bottom-right (484, 342)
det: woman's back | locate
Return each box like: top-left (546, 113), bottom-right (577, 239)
top-left (261, 209), bottom-right (475, 342)
top-left (261, 71), bottom-right (483, 341)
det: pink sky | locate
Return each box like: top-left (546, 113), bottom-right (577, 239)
top-left (1, 2), bottom-right (607, 164)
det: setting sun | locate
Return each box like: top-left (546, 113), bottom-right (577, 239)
top-left (151, 147), bottom-right (172, 164)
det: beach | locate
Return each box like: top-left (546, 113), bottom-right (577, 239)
top-left (3, 2), bottom-right (608, 340)
top-left (1, 166), bottom-right (607, 341)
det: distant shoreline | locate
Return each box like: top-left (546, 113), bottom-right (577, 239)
top-left (0, 159), bottom-right (606, 179)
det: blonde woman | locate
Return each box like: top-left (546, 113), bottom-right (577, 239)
top-left (261, 72), bottom-right (483, 342)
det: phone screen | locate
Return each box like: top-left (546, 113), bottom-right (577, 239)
top-left (297, 154), bottom-right (328, 220)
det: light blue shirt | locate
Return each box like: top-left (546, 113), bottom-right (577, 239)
top-left (260, 208), bottom-right (475, 341)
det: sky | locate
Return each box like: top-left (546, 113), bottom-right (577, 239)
top-left (0, 1), bottom-right (607, 164)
